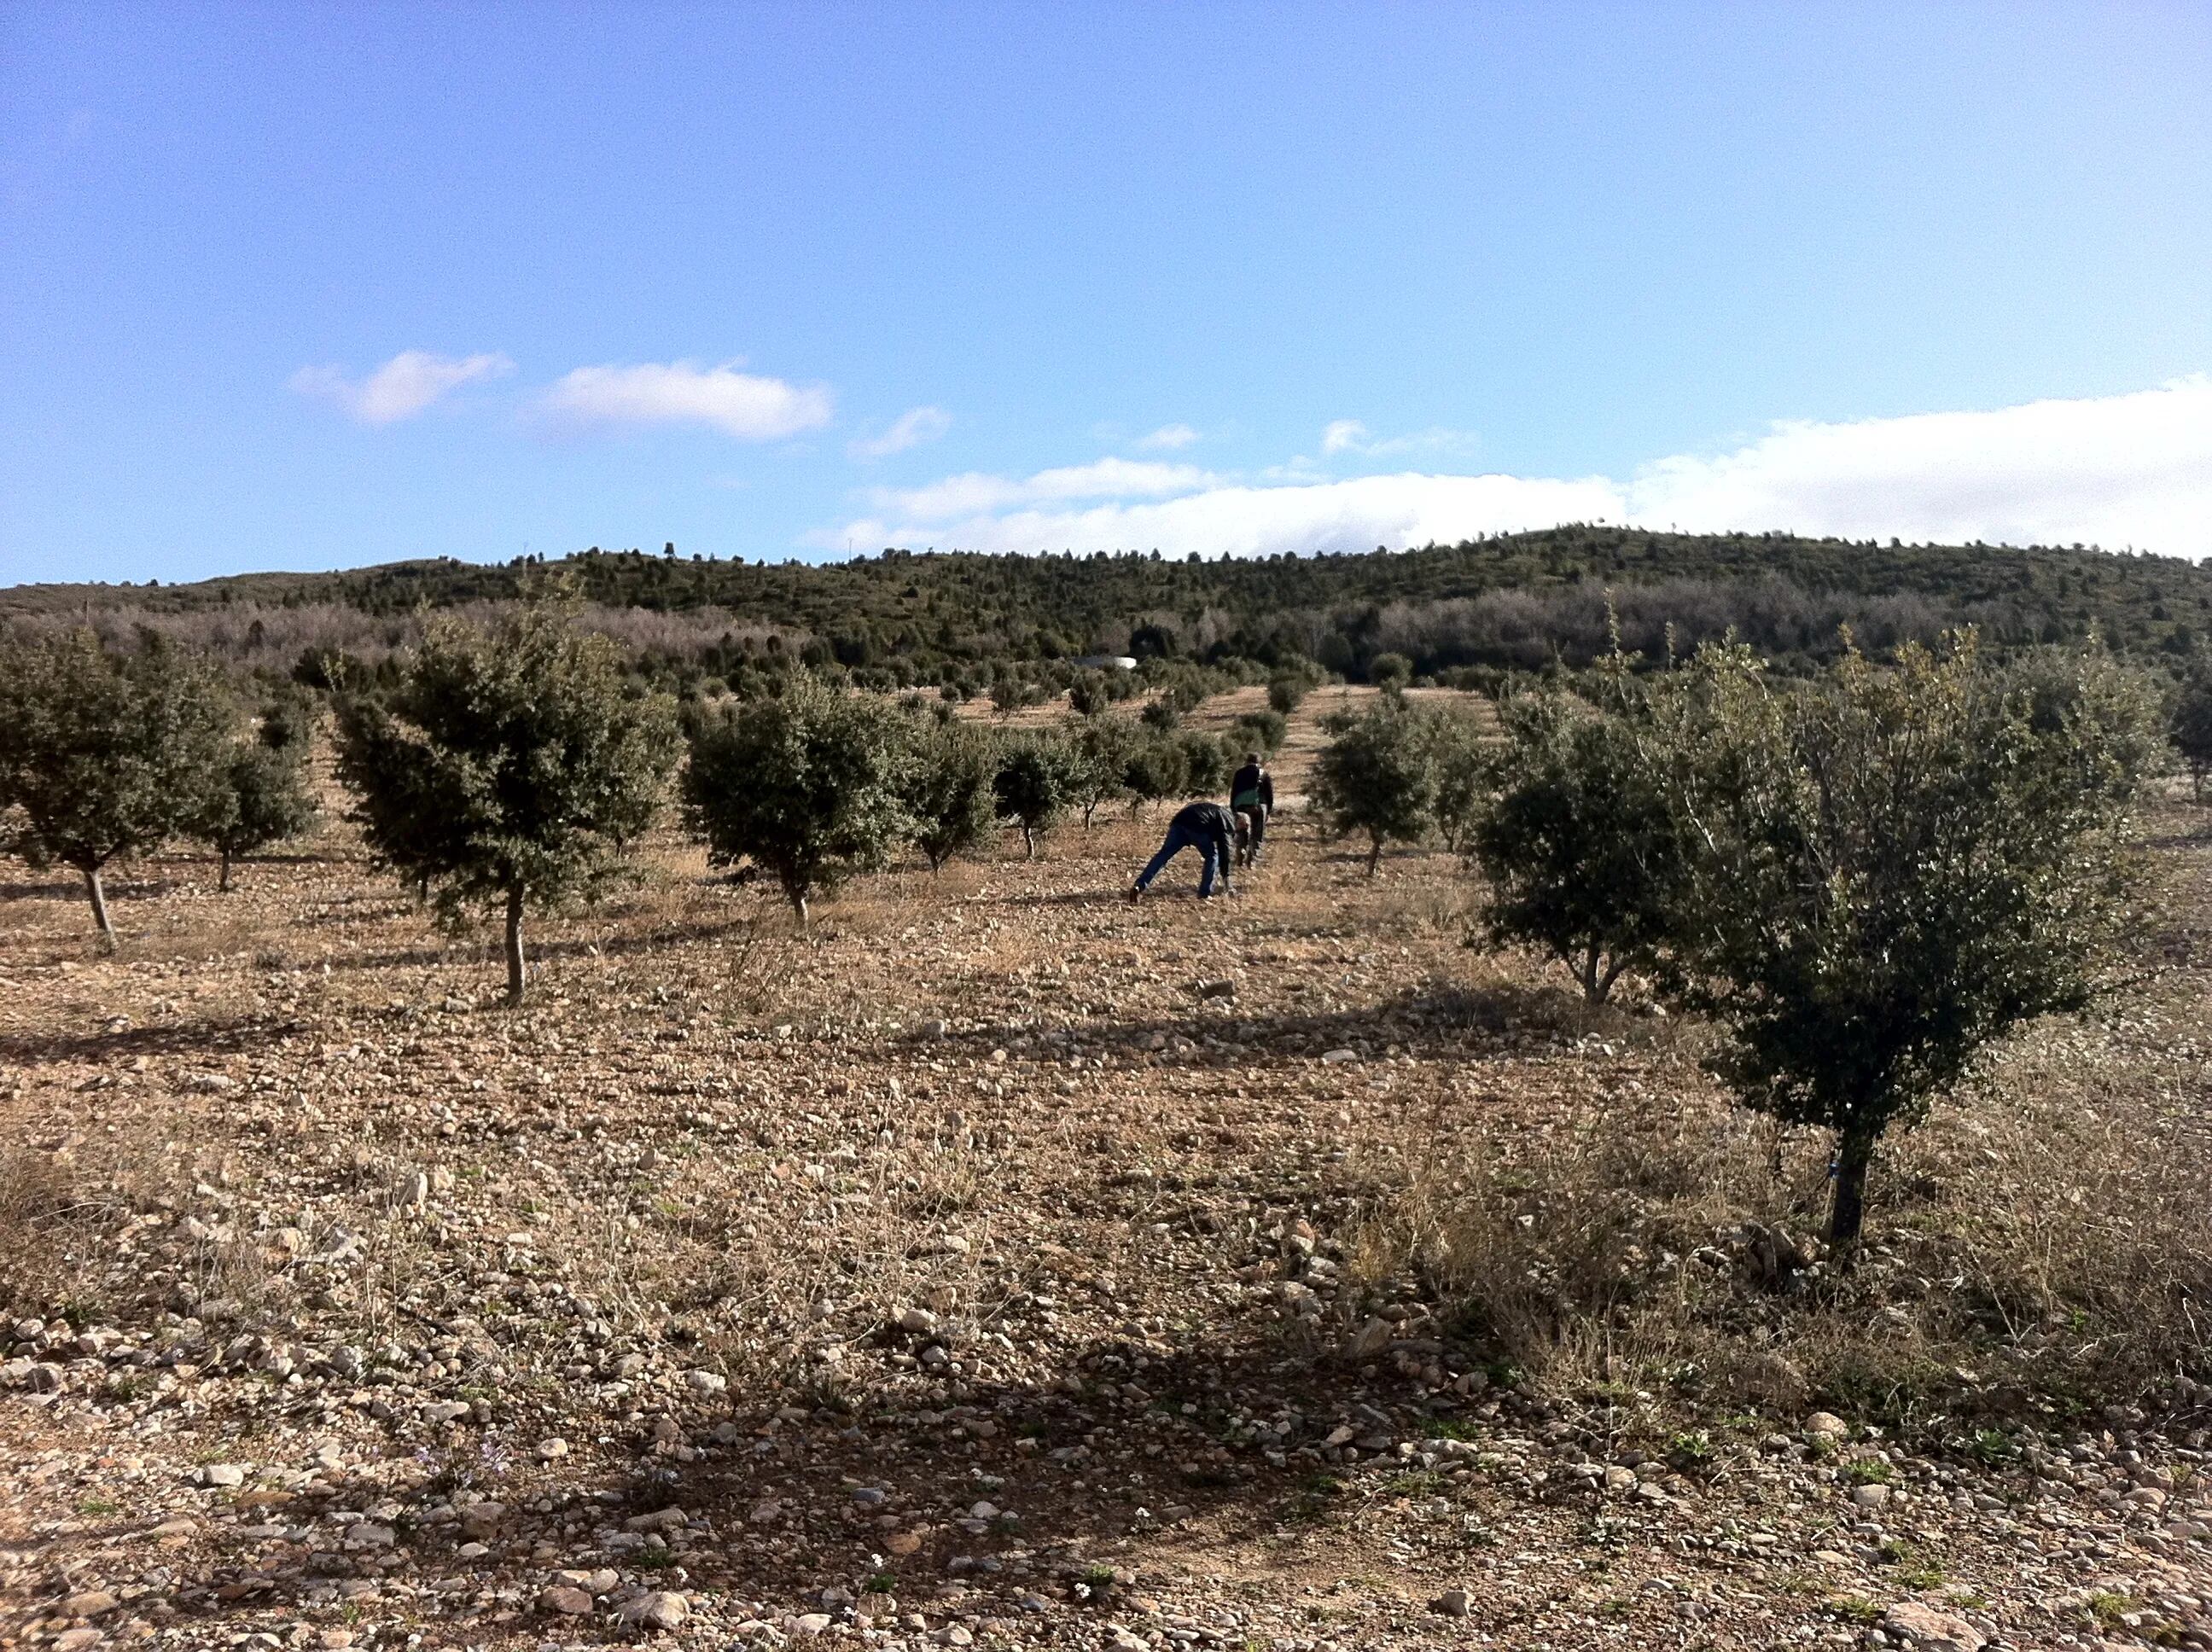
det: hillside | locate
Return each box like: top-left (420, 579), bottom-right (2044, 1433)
top-left (6, 530), bottom-right (2209, 687)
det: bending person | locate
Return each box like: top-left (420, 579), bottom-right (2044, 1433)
top-left (1129, 800), bottom-right (1238, 901)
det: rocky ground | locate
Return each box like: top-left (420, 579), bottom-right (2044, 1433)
top-left (3, 694), bottom-right (2209, 1652)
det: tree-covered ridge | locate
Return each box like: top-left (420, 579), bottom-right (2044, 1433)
top-left (7, 527), bottom-right (2210, 682)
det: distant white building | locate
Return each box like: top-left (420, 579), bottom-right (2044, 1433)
top-left (1074, 654), bottom-right (1139, 671)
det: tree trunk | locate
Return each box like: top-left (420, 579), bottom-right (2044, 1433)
top-left (1022, 822), bottom-right (1037, 858)
top-left (503, 884), bottom-right (527, 1007)
top-left (83, 865), bottom-right (115, 951)
top-left (1829, 1130), bottom-right (1877, 1247)
top-left (219, 850), bottom-right (233, 893)
top-left (1366, 835), bottom-right (1382, 876)
top-left (1580, 947), bottom-right (1603, 1004)
top-left (790, 889), bottom-right (810, 930)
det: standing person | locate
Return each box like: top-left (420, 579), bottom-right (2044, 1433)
top-left (1128, 800), bottom-right (1238, 901)
top-left (1229, 750), bottom-right (1273, 867)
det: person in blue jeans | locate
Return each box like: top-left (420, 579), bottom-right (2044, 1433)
top-left (1129, 800), bottom-right (1239, 901)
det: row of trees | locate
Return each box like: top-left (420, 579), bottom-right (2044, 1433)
top-left (0, 631), bottom-right (317, 945)
top-left (1396, 631), bottom-right (2163, 1244)
top-left (0, 610), bottom-right (1284, 996)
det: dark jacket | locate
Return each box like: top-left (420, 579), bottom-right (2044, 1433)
top-left (1230, 763), bottom-right (1273, 811)
top-left (1171, 801), bottom-right (1238, 862)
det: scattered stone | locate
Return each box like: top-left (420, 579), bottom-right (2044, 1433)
top-left (1348, 1317), bottom-right (1394, 1359)
top-left (1879, 1600), bottom-right (1987, 1652)
top-left (539, 1585), bottom-right (593, 1616)
top-left (622, 1591), bottom-right (689, 1632)
top-left (1431, 1588), bottom-right (1470, 1617)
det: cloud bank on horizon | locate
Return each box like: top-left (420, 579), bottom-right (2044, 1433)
top-left (823, 376), bottom-right (2212, 561)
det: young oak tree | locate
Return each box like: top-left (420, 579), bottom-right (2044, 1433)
top-left (992, 730), bottom-right (1083, 858)
top-left (1426, 703), bottom-right (1491, 856)
top-left (0, 628), bottom-right (235, 946)
top-left (900, 713), bottom-right (998, 872)
top-left (684, 673), bottom-right (912, 923)
top-left (1066, 713), bottom-right (1136, 828)
top-left (195, 689), bottom-right (320, 892)
top-left (1470, 680), bottom-right (1684, 1003)
top-left (2172, 659), bottom-right (2212, 805)
top-left (1121, 732), bottom-right (1190, 816)
top-left (1309, 701), bottom-right (1437, 875)
top-left (1653, 633), bottom-right (2155, 1246)
top-left (334, 605), bottom-right (679, 1004)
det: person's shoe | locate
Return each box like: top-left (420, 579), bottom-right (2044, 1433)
top-left (1126, 883), bottom-right (1144, 904)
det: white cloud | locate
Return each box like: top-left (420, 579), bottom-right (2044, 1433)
top-left (1135, 422), bottom-right (1202, 451)
top-left (817, 378), bottom-right (2212, 560)
top-left (826, 471), bottom-right (1618, 557)
top-left (1625, 376), bottom-right (2212, 553)
top-left (538, 359), bottom-right (833, 440)
top-left (849, 404), bottom-right (952, 459)
top-left (1318, 419), bottom-right (1481, 459)
top-left (870, 457), bottom-right (1214, 522)
top-left (289, 349), bottom-right (513, 424)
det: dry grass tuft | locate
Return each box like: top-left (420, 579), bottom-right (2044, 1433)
top-left (1348, 1009), bottom-right (2212, 1430)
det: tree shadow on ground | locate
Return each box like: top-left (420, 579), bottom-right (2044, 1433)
top-left (311, 913), bottom-right (774, 978)
top-left (910, 979), bottom-right (1617, 1072)
top-left (105, 1317), bottom-right (1497, 1644)
top-left (0, 1014), bottom-right (305, 1068)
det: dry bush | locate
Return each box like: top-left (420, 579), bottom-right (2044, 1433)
top-left (549, 1090), bottom-right (1021, 1401)
top-left (0, 1108), bottom-right (230, 1321)
top-left (1347, 1021), bottom-right (2212, 1430)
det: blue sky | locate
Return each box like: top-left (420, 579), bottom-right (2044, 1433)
top-left (3, 3), bottom-right (2209, 585)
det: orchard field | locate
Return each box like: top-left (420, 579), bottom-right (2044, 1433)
top-left (3, 681), bottom-right (2211, 1652)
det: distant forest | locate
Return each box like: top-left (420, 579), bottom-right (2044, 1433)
top-left (6, 526), bottom-right (2209, 695)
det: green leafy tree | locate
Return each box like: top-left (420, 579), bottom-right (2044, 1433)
top-left (1068, 713), bottom-right (1136, 826)
top-left (1231, 708), bottom-right (1288, 755)
top-left (2173, 660), bottom-right (2212, 804)
top-left (1266, 673), bottom-right (1309, 716)
top-left (1067, 671), bottom-right (1112, 717)
top-left (1179, 730), bottom-right (1233, 795)
top-left (334, 605), bottom-right (679, 1003)
top-left (992, 730), bottom-right (1082, 857)
top-left (1139, 698), bottom-right (1181, 734)
top-left (1369, 652), bottom-right (1414, 695)
top-left (1310, 702), bottom-right (1436, 875)
top-left (0, 629), bottom-right (234, 946)
top-left (1122, 733), bottom-right (1190, 814)
top-left (1427, 704), bottom-right (1493, 857)
top-left (1470, 685), bottom-right (1682, 1003)
top-left (196, 689), bottom-right (320, 891)
top-left (900, 714), bottom-right (998, 871)
top-left (1654, 634), bottom-right (2155, 1245)
top-left (990, 673), bottom-right (1041, 720)
top-left (684, 673), bottom-right (912, 924)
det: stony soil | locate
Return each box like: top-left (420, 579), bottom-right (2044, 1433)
top-left (3, 699), bottom-right (2209, 1652)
